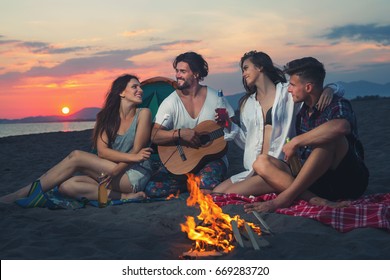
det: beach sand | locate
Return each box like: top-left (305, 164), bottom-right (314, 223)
top-left (0, 98), bottom-right (389, 260)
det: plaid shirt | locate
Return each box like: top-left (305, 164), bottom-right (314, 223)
top-left (296, 95), bottom-right (361, 163)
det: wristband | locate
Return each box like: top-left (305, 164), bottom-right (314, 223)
top-left (178, 129), bottom-right (181, 140)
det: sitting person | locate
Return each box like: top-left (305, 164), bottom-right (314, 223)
top-left (145, 51), bottom-right (236, 197)
top-left (244, 57), bottom-right (369, 213)
top-left (0, 74), bottom-right (153, 207)
top-left (213, 51), bottom-right (343, 196)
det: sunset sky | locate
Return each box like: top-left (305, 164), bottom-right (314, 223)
top-left (1, 0), bottom-right (389, 119)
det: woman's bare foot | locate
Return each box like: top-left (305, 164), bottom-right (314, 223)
top-left (122, 191), bottom-right (146, 200)
top-left (309, 196), bottom-right (351, 208)
top-left (0, 186), bottom-right (31, 204)
top-left (0, 193), bottom-right (17, 204)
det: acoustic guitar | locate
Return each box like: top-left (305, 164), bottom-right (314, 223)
top-left (157, 120), bottom-right (228, 175)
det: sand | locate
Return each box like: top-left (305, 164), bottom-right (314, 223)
top-left (0, 98), bottom-right (390, 260)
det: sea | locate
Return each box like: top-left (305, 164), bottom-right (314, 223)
top-left (0, 121), bottom-right (96, 138)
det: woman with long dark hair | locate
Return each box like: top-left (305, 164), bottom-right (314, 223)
top-left (0, 74), bottom-right (153, 207)
top-left (213, 51), bottom-right (342, 196)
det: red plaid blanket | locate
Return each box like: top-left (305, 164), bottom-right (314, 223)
top-left (212, 193), bottom-right (390, 232)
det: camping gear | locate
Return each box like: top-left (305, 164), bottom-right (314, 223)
top-left (140, 76), bottom-right (177, 119)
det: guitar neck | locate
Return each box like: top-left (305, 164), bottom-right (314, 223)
top-left (199, 127), bottom-right (224, 146)
top-left (209, 127), bottom-right (224, 140)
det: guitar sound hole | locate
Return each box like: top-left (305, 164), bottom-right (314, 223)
top-left (199, 135), bottom-right (210, 145)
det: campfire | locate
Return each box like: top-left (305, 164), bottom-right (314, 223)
top-left (180, 174), bottom-right (262, 257)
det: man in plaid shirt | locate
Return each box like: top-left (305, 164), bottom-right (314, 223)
top-left (245, 57), bottom-right (369, 213)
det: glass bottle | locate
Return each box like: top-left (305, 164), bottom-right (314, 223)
top-left (215, 89), bottom-right (229, 128)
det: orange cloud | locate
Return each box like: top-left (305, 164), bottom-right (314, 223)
top-left (119, 29), bottom-right (154, 37)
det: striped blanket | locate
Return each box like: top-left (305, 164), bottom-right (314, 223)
top-left (212, 192), bottom-right (390, 232)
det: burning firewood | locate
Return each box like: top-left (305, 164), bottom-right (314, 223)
top-left (253, 211), bottom-right (274, 235)
top-left (181, 174), bottom-right (262, 256)
top-left (244, 223), bottom-right (260, 250)
top-left (231, 220), bottom-right (244, 248)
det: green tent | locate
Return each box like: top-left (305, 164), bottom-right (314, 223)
top-left (140, 77), bottom-right (177, 161)
top-left (140, 76), bottom-right (177, 120)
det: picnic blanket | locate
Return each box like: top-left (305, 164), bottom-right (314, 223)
top-left (212, 192), bottom-right (390, 232)
top-left (15, 183), bottom-right (179, 210)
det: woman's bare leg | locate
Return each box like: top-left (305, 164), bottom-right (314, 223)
top-left (213, 158), bottom-right (292, 196)
top-left (60, 174), bottom-right (146, 201)
top-left (0, 150), bottom-right (116, 203)
top-left (0, 185), bottom-right (31, 204)
top-left (108, 172), bottom-right (146, 200)
top-left (213, 175), bottom-right (276, 196)
top-left (38, 150), bottom-right (115, 192)
top-left (59, 175), bottom-right (100, 200)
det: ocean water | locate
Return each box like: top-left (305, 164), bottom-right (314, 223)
top-left (0, 121), bottom-right (96, 138)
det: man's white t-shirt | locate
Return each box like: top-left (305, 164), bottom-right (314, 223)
top-left (154, 86), bottom-right (235, 129)
top-left (154, 86), bottom-right (237, 168)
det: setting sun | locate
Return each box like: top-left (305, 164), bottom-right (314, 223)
top-left (61, 106), bottom-right (70, 115)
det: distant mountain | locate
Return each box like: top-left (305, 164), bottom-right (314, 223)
top-left (338, 81), bottom-right (390, 99)
top-left (69, 107), bottom-right (100, 120)
top-left (0, 107), bottom-right (101, 124)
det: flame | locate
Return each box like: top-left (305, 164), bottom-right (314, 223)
top-left (166, 191), bottom-right (180, 200)
top-left (180, 174), bottom-right (261, 254)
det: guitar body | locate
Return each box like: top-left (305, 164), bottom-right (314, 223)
top-left (158, 120), bottom-right (228, 175)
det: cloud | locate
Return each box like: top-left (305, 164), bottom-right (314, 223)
top-left (357, 61), bottom-right (390, 72)
top-left (0, 36), bottom-right (91, 54)
top-left (327, 60), bottom-right (390, 84)
top-left (0, 40), bottom-right (201, 79)
top-left (323, 24), bottom-right (390, 46)
top-left (0, 71), bottom-right (22, 83)
top-left (119, 29), bottom-right (154, 38)
top-left (96, 40), bottom-right (199, 56)
top-left (22, 41), bottom-right (49, 49)
top-left (21, 41), bottom-right (91, 54)
top-left (0, 39), bottom-right (21, 45)
top-left (26, 52), bottom-right (136, 77)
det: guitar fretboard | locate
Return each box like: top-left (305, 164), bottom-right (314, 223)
top-left (209, 128), bottom-right (224, 140)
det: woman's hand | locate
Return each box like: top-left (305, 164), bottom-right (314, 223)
top-left (134, 147), bottom-right (153, 162)
top-left (317, 87), bottom-right (333, 111)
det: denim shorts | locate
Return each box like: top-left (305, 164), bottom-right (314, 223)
top-left (125, 162), bottom-right (152, 192)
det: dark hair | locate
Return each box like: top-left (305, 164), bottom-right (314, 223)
top-left (173, 51), bottom-right (209, 81)
top-left (239, 51), bottom-right (286, 109)
top-left (283, 57), bottom-right (326, 89)
top-left (93, 74), bottom-right (139, 148)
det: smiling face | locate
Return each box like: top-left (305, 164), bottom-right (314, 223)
top-left (120, 78), bottom-right (143, 104)
top-left (175, 61), bottom-right (198, 90)
top-left (241, 58), bottom-right (261, 88)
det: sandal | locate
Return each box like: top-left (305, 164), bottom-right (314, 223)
top-left (15, 180), bottom-right (48, 208)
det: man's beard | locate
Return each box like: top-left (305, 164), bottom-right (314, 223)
top-left (176, 79), bottom-right (190, 90)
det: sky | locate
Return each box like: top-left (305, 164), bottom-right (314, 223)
top-left (0, 0), bottom-right (389, 119)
